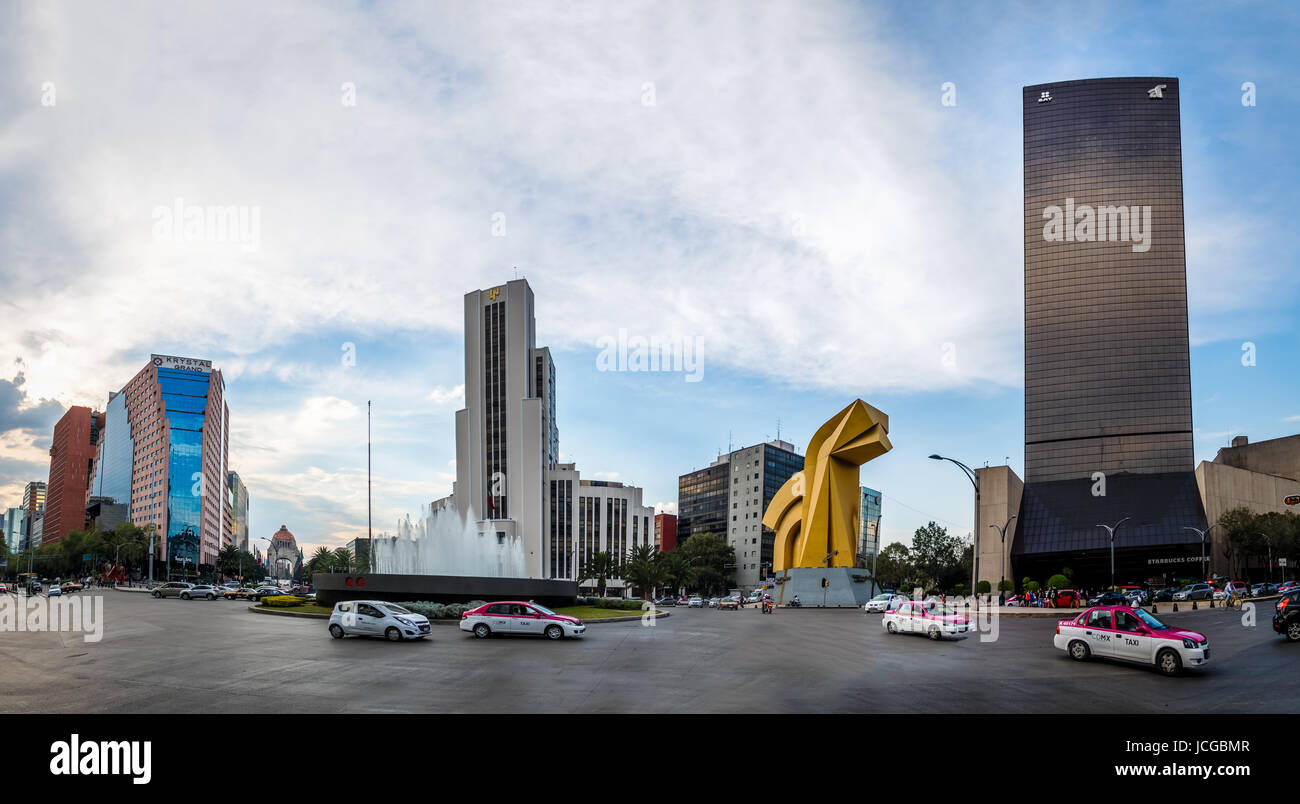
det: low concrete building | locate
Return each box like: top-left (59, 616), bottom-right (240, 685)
top-left (1195, 434), bottom-right (1300, 578)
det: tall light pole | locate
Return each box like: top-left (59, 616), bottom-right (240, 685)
top-left (1258, 532), bottom-right (1272, 583)
top-left (989, 514), bottom-right (1016, 603)
top-left (367, 401), bottom-right (373, 573)
top-left (1183, 523), bottom-right (1222, 582)
top-left (1097, 517), bottom-right (1131, 591)
top-left (930, 454), bottom-right (980, 594)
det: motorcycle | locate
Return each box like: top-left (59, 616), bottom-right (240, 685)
top-left (761, 600), bottom-right (774, 614)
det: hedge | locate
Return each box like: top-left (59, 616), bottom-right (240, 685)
top-left (262, 595), bottom-right (307, 607)
top-left (391, 600), bottom-right (487, 620)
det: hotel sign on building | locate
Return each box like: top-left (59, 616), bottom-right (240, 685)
top-left (151, 354), bottom-right (213, 374)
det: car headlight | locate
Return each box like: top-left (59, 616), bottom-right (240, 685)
top-left (394, 617), bottom-right (414, 627)
top-left (1182, 638), bottom-right (1196, 649)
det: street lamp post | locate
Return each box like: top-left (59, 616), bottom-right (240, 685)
top-left (1096, 517), bottom-right (1131, 591)
top-left (1258, 532), bottom-right (1272, 583)
top-left (1182, 523), bottom-right (1222, 582)
top-left (988, 514), bottom-right (1017, 604)
top-left (930, 454), bottom-right (980, 595)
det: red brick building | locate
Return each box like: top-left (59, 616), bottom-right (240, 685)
top-left (45, 406), bottom-right (103, 545)
top-left (655, 513), bottom-right (678, 552)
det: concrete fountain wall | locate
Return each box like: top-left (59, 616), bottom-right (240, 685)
top-left (313, 572), bottom-right (578, 607)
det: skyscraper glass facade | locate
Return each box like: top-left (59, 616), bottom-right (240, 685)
top-left (160, 366), bottom-right (212, 566)
top-left (1023, 77), bottom-right (1193, 483)
top-left (92, 391), bottom-right (133, 505)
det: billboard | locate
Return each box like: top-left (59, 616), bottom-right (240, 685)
top-left (151, 354), bottom-right (212, 374)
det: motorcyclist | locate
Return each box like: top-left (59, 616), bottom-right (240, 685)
top-left (790, 594), bottom-right (801, 608)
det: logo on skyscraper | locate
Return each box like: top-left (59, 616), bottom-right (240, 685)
top-left (1037, 90), bottom-right (1053, 103)
top-left (488, 287), bottom-right (501, 301)
top-left (1148, 84), bottom-right (1167, 99)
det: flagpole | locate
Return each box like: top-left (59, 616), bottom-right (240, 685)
top-left (367, 400), bottom-right (372, 572)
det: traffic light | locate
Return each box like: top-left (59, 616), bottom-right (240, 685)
top-left (821, 577), bottom-right (828, 588)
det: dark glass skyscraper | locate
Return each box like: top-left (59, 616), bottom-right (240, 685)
top-left (1023, 77), bottom-right (1193, 483)
top-left (1014, 77), bottom-right (1206, 588)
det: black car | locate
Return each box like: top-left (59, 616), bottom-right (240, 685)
top-left (1151, 588), bottom-right (1177, 603)
top-left (1088, 591), bottom-right (1128, 606)
top-left (1272, 591), bottom-right (1300, 641)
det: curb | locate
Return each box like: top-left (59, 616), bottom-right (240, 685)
top-left (113, 586), bottom-right (153, 594)
top-left (582, 611), bottom-right (670, 624)
top-left (246, 605), bottom-right (331, 620)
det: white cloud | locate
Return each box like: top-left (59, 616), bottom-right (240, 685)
top-left (655, 501), bottom-right (678, 515)
top-left (428, 385), bottom-right (465, 407)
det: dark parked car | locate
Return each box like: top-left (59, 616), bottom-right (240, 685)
top-left (1087, 591), bottom-right (1128, 606)
top-left (1272, 591), bottom-right (1300, 641)
top-left (1151, 588), bottom-right (1177, 603)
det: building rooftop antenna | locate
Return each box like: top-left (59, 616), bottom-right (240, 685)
top-left (776, 417), bottom-right (781, 441)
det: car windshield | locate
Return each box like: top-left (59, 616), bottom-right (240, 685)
top-left (1133, 608), bottom-right (1167, 630)
top-left (872, 594), bottom-right (892, 601)
top-left (381, 604), bottom-right (412, 615)
top-left (927, 604), bottom-right (959, 616)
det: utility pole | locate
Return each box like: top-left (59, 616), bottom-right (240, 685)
top-left (368, 400), bottom-right (373, 572)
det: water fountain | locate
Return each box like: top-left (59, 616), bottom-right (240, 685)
top-left (314, 501), bottom-right (578, 607)
top-left (372, 504), bottom-right (527, 578)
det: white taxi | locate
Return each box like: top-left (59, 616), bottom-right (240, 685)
top-left (882, 600), bottom-right (972, 640)
top-left (1054, 605), bottom-right (1208, 676)
top-left (328, 600), bottom-right (432, 641)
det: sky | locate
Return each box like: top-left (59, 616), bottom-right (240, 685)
top-left (1, 1), bottom-right (1297, 558)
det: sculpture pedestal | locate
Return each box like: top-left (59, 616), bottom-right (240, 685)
top-left (776, 567), bottom-right (879, 608)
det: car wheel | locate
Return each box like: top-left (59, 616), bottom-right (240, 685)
top-left (1285, 620), bottom-right (1300, 642)
top-left (545, 624), bottom-right (564, 640)
top-left (385, 626), bottom-right (402, 642)
top-left (206, 593), bottom-right (215, 600)
top-left (1069, 640), bottom-right (1090, 661)
top-left (928, 627), bottom-right (941, 641)
top-left (152, 591), bottom-right (161, 599)
top-left (180, 593), bottom-right (190, 600)
top-left (329, 624), bottom-right (344, 639)
top-left (473, 623), bottom-right (491, 639)
top-left (886, 621), bottom-right (897, 634)
top-left (1156, 648), bottom-right (1182, 676)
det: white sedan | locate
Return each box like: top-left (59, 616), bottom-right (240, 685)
top-left (329, 600), bottom-right (432, 641)
top-left (864, 593), bottom-right (906, 613)
top-left (882, 600), bottom-right (972, 639)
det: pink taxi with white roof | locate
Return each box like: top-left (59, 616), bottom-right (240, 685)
top-left (1054, 605), bottom-right (1208, 676)
top-left (460, 601), bottom-right (586, 640)
top-left (882, 599), bottom-right (972, 640)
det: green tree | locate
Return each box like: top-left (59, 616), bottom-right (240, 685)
top-left (874, 542), bottom-right (915, 591)
top-left (676, 534), bottom-right (734, 596)
top-left (997, 579), bottom-right (1015, 593)
top-left (1045, 574), bottom-right (1071, 589)
top-left (621, 544), bottom-right (668, 599)
top-left (976, 579), bottom-right (991, 594)
top-left (216, 544), bottom-right (242, 578)
top-left (578, 551), bottom-right (618, 597)
top-left (307, 546), bottom-right (335, 575)
top-left (333, 547), bottom-right (354, 573)
top-left (659, 550), bottom-right (696, 596)
top-left (911, 522), bottom-right (963, 590)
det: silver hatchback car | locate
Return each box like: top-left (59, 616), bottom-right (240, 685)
top-left (329, 600), bottom-right (432, 641)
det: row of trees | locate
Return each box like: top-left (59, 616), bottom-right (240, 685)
top-left (577, 532), bottom-right (737, 598)
top-left (872, 522), bottom-right (972, 594)
top-left (3, 522), bottom-right (160, 580)
top-left (1220, 507), bottom-right (1300, 580)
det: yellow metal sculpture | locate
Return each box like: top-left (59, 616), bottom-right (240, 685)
top-left (763, 399), bottom-right (892, 570)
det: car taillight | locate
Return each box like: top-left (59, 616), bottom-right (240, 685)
top-left (1055, 624), bottom-right (1060, 634)
top-left (461, 611), bottom-right (469, 619)
top-left (1279, 597), bottom-right (1290, 612)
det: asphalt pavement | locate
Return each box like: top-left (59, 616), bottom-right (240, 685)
top-left (1, 591), bottom-right (1295, 713)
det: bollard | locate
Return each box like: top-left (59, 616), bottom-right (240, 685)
top-left (1192, 600), bottom-right (1197, 610)
top-left (1152, 604), bottom-right (1158, 614)
top-left (1173, 602), bottom-right (1179, 612)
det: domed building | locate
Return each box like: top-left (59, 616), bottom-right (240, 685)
top-left (266, 525), bottom-right (298, 580)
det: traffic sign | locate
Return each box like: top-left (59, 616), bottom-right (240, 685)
top-left (1280, 558), bottom-right (1288, 568)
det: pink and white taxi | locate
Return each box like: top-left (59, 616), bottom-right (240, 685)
top-left (460, 601), bottom-right (586, 640)
top-left (1054, 605), bottom-right (1208, 676)
top-left (882, 600), bottom-right (972, 640)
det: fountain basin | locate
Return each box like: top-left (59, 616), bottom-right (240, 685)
top-left (313, 572), bottom-right (578, 608)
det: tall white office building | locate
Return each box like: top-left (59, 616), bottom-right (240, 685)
top-left (445, 278), bottom-right (649, 586)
